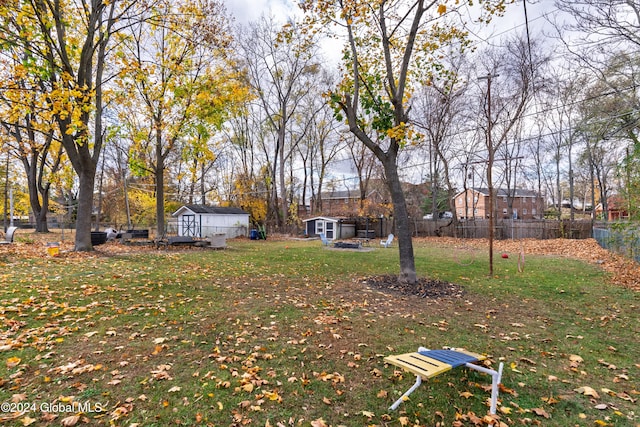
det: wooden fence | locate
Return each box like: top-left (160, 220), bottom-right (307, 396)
top-left (409, 219), bottom-right (595, 240)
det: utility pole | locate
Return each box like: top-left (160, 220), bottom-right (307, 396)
top-left (479, 73), bottom-right (498, 277)
top-left (3, 153), bottom-right (8, 232)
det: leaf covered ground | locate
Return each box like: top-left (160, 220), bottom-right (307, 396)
top-left (0, 235), bottom-right (637, 427)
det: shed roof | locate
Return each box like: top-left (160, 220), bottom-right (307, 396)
top-left (173, 204), bottom-right (249, 217)
top-left (302, 216), bottom-right (353, 223)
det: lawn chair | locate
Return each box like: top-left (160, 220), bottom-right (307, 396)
top-left (385, 347), bottom-right (503, 414)
top-left (380, 233), bottom-right (394, 248)
top-left (0, 226), bottom-right (17, 244)
top-left (319, 233), bottom-right (330, 246)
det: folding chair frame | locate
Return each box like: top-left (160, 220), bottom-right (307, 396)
top-left (385, 347), bottom-right (504, 414)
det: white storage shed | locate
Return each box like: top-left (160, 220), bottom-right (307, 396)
top-left (172, 205), bottom-right (250, 238)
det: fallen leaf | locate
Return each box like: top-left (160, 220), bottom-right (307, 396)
top-left (532, 407), bottom-right (550, 418)
top-left (11, 394), bottom-right (27, 402)
top-left (574, 386), bottom-right (600, 399)
top-left (60, 415), bottom-right (80, 426)
top-left (569, 354), bottom-right (583, 368)
top-left (21, 416), bottom-right (37, 426)
top-left (361, 410), bottom-right (374, 418)
top-left (617, 392), bottom-right (636, 402)
top-left (459, 391), bottom-right (474, 399)
top-left (6, 357), bottom-right (21, 368)
top-left (498, 406), bottom-right (512, 415)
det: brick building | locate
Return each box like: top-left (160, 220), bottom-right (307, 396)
top-left (453, 188), bottom-right (544, 220)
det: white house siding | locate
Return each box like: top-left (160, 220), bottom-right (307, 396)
top-left (199, 214), bottom-right (249, 238)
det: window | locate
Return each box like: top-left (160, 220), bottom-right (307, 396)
top-left (532, 209), bottom-right (537, 216)
top-left (457, 198), bottom-right (463, 206)
top-left (523, 209), bottom-right (528, 215)
top-left (503, 208), bottom-right (508, 214)
top-left (316, 221), bottom-right (324, 235)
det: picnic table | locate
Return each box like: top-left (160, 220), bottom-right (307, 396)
top-left (155, 235), bottom-right (211, 248)
top-left (333, 241), bottom-right (362, 249)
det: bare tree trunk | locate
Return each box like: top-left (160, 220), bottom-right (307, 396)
top-left (384, 158), bottom-right (417, 283)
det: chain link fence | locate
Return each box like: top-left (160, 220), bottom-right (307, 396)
top-left (593, 225), bottom-right (640, 263)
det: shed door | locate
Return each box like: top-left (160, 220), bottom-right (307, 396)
top-left (181, 214), bottom-right (199, 237)
top-left (325, 221), bottom-right (335, 239)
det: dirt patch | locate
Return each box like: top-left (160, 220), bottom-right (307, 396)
top-left (362, 274), bottom-right (465, 299)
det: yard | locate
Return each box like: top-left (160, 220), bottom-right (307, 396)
top-left (0, 234), bottom-right (638, 426)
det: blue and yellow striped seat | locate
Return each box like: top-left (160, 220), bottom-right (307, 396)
top-left (385, 347), bottom-right (503, 414)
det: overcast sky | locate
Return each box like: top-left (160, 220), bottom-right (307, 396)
top-left (223, 0), bottom-right (298, 25)
top-left (220, 0), bottom-right (562, 181)
top-left (222, 0), bottom-right (561, 47)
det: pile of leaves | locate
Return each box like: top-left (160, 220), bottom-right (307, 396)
top-left (362, 274), bottom-right (465, 299)
top-left (421, 237), bottom-right (640, 291)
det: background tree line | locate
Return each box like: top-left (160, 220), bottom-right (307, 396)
top-left (0, 0), bottom-right (638, 266)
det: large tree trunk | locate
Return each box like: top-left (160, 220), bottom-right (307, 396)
top-left (383, 157), bottom-right (416, 283)
top-left (75, 165), bottom-right (97, 251)
top-left (155, 133), bottom-right (165, 237)
top-left (23, 154), bottom-right (49, 233)
top-left (278, 127), bottom-right (288, 227)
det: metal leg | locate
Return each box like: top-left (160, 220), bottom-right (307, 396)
top-left (389, 375), bottom-right (422, 411)
top-left (465, 362), bottom-right (504, 414)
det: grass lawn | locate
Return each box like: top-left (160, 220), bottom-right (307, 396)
top-left (0, 235), bottom-right (638, 426)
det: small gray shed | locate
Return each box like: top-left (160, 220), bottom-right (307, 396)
top-left (303, 216), bottom-right (356, 240)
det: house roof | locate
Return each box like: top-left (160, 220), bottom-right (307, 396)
top-left (173, 204), bottom-right (249, 217)
top-left (454, 188), bottom-right (540, 198)
top-left (320, 190), bottom-right (359, 200)
top-left (319, 189), bottom-right (381, 200)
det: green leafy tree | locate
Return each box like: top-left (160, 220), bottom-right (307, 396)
top-left (0, 46), bottom-right (66, 232)
top-left (0, 0), bottom-right (148, 250)
top-left (114, 0), bottom-right (246, 235)
top-left (301, 0), bottom-right (510, 284)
